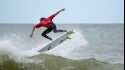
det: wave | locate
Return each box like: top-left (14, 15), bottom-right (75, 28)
top-left (0, 54), bottom-right (124, 70)
top-left (0, 29), bottom-right (124, 70)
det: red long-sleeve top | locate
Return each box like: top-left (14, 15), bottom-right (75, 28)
top-left (35, 14), bottom-right (56, 28)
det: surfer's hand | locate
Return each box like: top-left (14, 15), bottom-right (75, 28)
top-left (61, 9), bottom-right (65, 11)
top-left (30, 34), bottom-right (33, 38)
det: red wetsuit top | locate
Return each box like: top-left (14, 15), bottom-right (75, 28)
top-left (35, 14), bottom-right (56, 28)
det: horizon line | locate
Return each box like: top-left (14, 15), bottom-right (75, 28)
top-left (0, 23), bottom-right (124, 24)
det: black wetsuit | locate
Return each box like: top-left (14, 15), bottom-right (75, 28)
top-left (42, 23), bottom-right (65, 40)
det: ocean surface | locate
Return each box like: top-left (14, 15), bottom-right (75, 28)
top-left (0, 24), bottom-right (124, 70)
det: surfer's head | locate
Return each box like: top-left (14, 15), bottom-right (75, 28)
top-left (40, 17), bottom-right (45, 21)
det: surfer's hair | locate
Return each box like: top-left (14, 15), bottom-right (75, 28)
top-left (40, 17), bottom-right (45, 21)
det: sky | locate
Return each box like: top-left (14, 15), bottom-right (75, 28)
top-left (0, 0), bottom-right (124, 24)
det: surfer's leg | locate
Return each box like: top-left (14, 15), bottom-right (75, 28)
top-left (53, 24), bottom-right (66, 33)
top-left (42, 28), bottom-right (53, 40)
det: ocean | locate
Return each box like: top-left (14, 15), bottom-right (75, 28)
top-left (0, 24), bottom-right (124, 70)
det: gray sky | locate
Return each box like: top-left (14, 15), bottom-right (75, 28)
top-left (0, 0), bottom-right (124, 24)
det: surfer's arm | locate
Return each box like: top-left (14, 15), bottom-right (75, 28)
top-left (30, 26), bottom-right (36, 38)
top-left (54, 9), bottom-right (65, 16)
top-left (48, 9), bottom-right (65, 20)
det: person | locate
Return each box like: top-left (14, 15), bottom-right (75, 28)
top-left (30, 9), bottom-right (66, 40)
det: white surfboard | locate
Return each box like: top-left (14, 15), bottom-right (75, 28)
top-left (38, 30), bottom-right (74, 52)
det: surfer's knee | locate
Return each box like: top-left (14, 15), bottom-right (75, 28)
top-left (42, 33), bottom-right (46, 37)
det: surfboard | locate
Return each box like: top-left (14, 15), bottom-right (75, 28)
top-left (38, 30), bottom-right (74, 52)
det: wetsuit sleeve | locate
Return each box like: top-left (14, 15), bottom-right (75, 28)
top-left (48, 14), bottom-right (56, 20)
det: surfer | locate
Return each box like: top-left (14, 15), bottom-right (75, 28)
top-left (30, 9), bottom-right (66, 40)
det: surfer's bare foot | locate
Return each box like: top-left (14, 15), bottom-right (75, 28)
top-left (63, 30), bottom-right (67, 32)
top-left (49, 38), bottom-right (53, 41)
